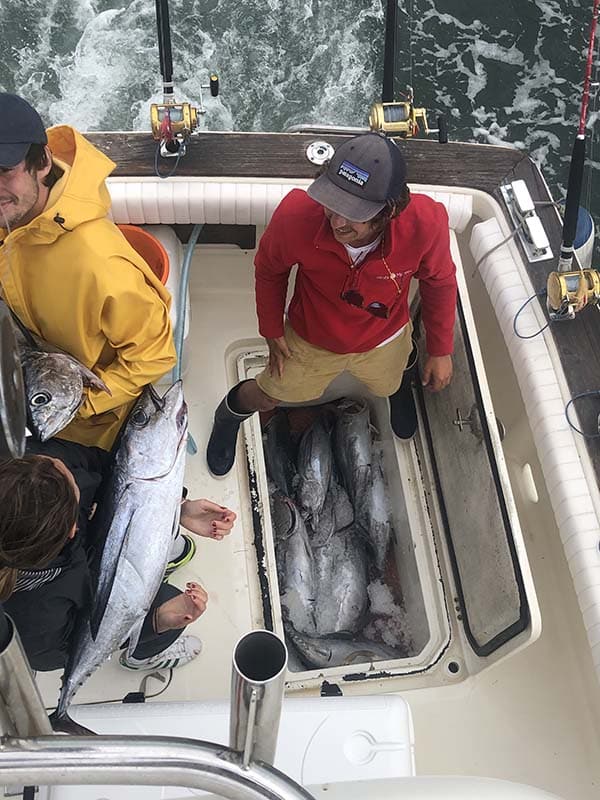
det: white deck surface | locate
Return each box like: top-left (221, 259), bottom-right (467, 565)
top-left (36, 240), bottom-right (600, 799)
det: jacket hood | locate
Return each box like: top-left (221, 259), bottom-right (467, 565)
top-left (43, 125), bottom-right (116, 231)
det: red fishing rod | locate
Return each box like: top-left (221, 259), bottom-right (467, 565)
top-left (558, 0), bottom-right (600, 271)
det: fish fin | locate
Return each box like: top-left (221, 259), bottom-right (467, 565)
top-left (90, 503), bottom-right (138, 639)
top-left (79, 366), bottom-right (112, 395)
top-left (49, 710), bottom-right (97, 736)
top-left (126, 617), bottom-right (145, 658)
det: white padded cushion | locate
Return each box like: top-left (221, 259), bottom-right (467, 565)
top-left (107, 178), bottom-right (472, 233)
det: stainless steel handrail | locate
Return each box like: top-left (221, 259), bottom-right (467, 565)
top-left (0, 617), bottom-right (52, 737)
top-left (284, 124), bottom-right (369, 134)
top-left (0, 735), bottom-right (315, 800)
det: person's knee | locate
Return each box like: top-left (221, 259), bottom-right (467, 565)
top-left (255, 391), bottom-right (278, 412)
top-left (240, 380), bottom-right (278, 412)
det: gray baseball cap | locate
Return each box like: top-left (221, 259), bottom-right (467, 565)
top-left (307, 132), bottom-right (407, 222)
top-left (0, 94), bottom-right (47, 168)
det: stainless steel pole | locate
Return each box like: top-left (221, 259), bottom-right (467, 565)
top-left (0, 735), bottom-right (315, 800)
top-left (0, 616), bottom-right (51, 736)
top-left (229, 629), bottom-right (288, 767)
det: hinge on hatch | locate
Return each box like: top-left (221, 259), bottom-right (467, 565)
top-left (320, 680), bottom-right (343, 697)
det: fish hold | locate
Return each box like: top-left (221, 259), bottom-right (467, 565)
top-left (275, 495), bottom-right (317, 636)
top-left (296, 412), bottom-right (333, 523)
top-left (263, 411), bottom-right (297, 496)
top-left (55, 382), bottom-right (188, 719)
top-left (313, 527), bottom-right (368, 637)
top-left (285, 625), bottom-right (398, 670)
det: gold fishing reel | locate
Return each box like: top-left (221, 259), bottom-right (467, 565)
top-left (369, 100), bottom-right (429, 138)
top-left (369, 86), bottom-right (447, 142)
top-left (150, 74), bottom-right (219, 155)
top-left (150, 102), bottom-right (199, 141)
top-left (547, 268), bottom-right (600, 319)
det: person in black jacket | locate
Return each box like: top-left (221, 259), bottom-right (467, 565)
top-left (0, 442), bottom-right (233, 672)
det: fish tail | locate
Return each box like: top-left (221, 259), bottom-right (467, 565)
top-left (49, 710), bottom-right (97, 736)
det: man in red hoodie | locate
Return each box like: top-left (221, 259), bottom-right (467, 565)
top-left (207, 133), bottom-right (457, 477)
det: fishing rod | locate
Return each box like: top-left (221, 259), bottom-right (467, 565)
top-left (150, 0), bottom-right (219, 164)
top-left (369, 0), bottom-right (447, 142)
top-left (557, 0), bottom-right (599, 272)
top-left (155, 0), bottom-right (174, 104)
top-left (546, 0), bottom-right (600, 320)
top-left (382, 0), bottom-right (397, 103)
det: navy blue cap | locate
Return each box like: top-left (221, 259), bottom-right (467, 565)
top-left (0, 94), bottom-right (47, 168)
top-left (307, 133), bottom-right (407, 222)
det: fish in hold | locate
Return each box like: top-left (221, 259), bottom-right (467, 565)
top-left (262, 410), bottom-right (297, 496)
top-left (273, 490), bottom-right (317, 636)
top-left (313, 525), bottom-right (368, 637)
top-left (296, 411), bottom-right (333, 524)
top-left (285, 624), bottom-right (398, 670)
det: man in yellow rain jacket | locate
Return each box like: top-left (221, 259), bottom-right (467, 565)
top-left (0, 93), bottom-right (176, 452)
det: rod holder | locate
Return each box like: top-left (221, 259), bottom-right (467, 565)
top-left (230, 630), bottom-right (288, 767)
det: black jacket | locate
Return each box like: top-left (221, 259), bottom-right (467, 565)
top-left (6, 437), bottom-right (183, 671)
top-left (5, 438), bottom-right (109, 671)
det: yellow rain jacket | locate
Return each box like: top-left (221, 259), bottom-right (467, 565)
top-left (0, 126), bottom-right (176, 450)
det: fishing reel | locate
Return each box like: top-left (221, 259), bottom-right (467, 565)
top-left (150, 74), bottom-right (219, 157)
top-left (369, 86), bottom-right (447, 143)
top-left (546, 268), bottom-right (600, 320)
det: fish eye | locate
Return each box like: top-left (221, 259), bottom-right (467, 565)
top-left (131, 409), bottom-right (149, 426)
top-left (31, 391), bottom-right (51, 407)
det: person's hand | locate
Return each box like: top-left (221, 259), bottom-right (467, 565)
top-left (180, 498), bottom-right (236, 541)
top-left (154, 582), bottom-right (208, 632)
top-left (266, 336), bottom-right (292, 378)
top-left (421, 355), bottom-right (453, 392)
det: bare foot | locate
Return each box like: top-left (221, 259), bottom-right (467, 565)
top-left (154, 582), bottom-right (208, 633)
top-left (180, 499), bottom-right (236, 541)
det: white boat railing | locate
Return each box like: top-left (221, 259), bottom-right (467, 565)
top-left (0, 617), bottom-right (52, 738)
top-left (0, 621), bottom-right (309, 799)
top-left (0, 735), bottom-right (315, 800)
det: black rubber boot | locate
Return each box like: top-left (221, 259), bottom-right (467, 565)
top-left (206, 383), bottom-right (254, 477)
top-left (389, 344), bottom-right (418, 440)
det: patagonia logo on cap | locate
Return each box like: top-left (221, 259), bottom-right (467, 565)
top-left (337, 160), bottom-right (370, 187)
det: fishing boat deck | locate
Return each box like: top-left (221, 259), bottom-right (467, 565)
top-left (87, 130), bottom-right (600, 479)
top-left (36, 199), bottom-right (600, 797)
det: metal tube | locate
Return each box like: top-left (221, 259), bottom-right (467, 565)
top-left (230, 630), bottom-right (288, 767)
top-left (174, 223), bottom-right (203, 383)
top-left (284, 124), bottom-right (369, 135)
top-left (382, 0), bottom-right (398, 102)
top-left (0, 616), bottom-right (52, 737)
top-left (0, 735), bottom-right (315, 800)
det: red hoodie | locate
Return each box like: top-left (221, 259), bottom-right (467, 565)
top-left (255, 189), bottom-right (457, 356)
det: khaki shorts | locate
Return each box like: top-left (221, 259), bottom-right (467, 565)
top-left (256, 321), bottom-right (414, 402)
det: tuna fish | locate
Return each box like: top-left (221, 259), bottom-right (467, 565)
top-left (263, 411), bottom-right (297, 496)
top-left (334, 400), bottom-right (393, 573)
top-left (12, 321), bottom-right (110, 442)
top-left (357, 458), bottom-right (393, 573)
top-left (313, 526), bottom-right (368, 637)
top-left (296, 412), bottom-right (333, 523)
top-left (310, 463), bottom-right (354, 547)
top-left (285, 625), bottom-right (398, 670)
top-left (333, 398), bottom-right (372, 506)
top-left (53, 382), bottom-right (188, 723)
top-left (274, 493), bottom-right (317, 636)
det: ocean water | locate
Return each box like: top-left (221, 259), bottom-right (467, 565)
top-left (0, 0), bottom-right (597, 210)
